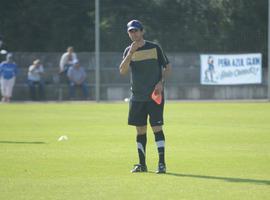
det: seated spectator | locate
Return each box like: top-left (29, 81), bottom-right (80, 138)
top-left (67, 60), bottom-right (89, 100)
top-left (27, 59), bottom-right (45, 101)
top-left (0, 53), bottom-right (18, 102)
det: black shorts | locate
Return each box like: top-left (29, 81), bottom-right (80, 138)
top-left (128, 99), bottom-right (164, 127)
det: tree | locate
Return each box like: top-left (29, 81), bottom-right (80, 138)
top-left (0, 0), bottom-right (94, 52)
top-left (0, 0), bottom-right (267, 58)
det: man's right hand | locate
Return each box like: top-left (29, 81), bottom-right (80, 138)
top-left (120, 41), bottom-right (142, 75)
top-left (128, 42), bottom-right (141, 55)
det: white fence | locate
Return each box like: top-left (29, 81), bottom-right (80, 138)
top-left (6, 52), bottom-right (268, 101)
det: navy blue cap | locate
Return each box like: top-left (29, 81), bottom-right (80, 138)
top-left (127, 20), bottom-right (143, 31)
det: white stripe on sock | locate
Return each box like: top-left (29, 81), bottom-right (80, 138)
top-left (137, 142), bottom-right (145, 155)
top-left (156, 140), bottom-right (165, 148)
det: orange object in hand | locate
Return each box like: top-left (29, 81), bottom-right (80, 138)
top-left (151, 89), bottom-right (162, 105)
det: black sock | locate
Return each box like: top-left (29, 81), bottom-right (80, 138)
top-left (136, 134), bottom-right (147, 166)
top-left (154, 130), bottom-right (165, 164)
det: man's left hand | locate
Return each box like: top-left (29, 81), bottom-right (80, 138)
top-left (154, 81), bottom-right (163, 94)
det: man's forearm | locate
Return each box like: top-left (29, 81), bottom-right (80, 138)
top-left (119, 53), bottom-right (133, 75)
top-left (157, 63), bottom-right (171, 88)
top-left (163, 63), bottom-right (172, 81)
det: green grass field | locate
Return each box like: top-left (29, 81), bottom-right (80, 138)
top-left (0, 102), bottom-right (269, 200)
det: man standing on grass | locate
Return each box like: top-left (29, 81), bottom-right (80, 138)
top-left (119, 20), bottom-right (171, 173)
top-left (0, 53), bottom-right (18, 102)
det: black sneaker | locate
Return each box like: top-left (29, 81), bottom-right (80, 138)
top-left (131, 164), bottom-right (148, 173)
top-left (156, 163), bottom-right (166, 174)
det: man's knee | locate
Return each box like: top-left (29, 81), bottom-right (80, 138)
top-left (151, 126), bottom-right (162, 133)
top-left (136, 126), bottom-right (147, 135)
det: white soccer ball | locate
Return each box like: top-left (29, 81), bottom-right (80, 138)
top-left (58, 135), bottom-right (68, 141)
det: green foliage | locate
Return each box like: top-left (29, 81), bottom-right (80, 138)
top-left (0, 0), bottom-right (93, 52)
top-left (0, 0), bottom-right (267, 56)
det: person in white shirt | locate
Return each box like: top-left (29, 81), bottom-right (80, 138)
top-left (27, 59), bottom-right (45, 101)
top-left (59, 46), bottom-right (77, 74)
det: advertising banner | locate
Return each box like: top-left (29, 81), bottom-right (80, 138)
top-left (200, 53), bottom-right (262, 85)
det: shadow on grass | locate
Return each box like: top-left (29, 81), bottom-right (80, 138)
top-left (149, 171), bottom-right (270, 186)
top-left (0, 140), bottom-right (46, 144)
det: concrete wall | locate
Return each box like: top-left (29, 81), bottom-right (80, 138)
top-left (6, 52), bottom-right (268, 101)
